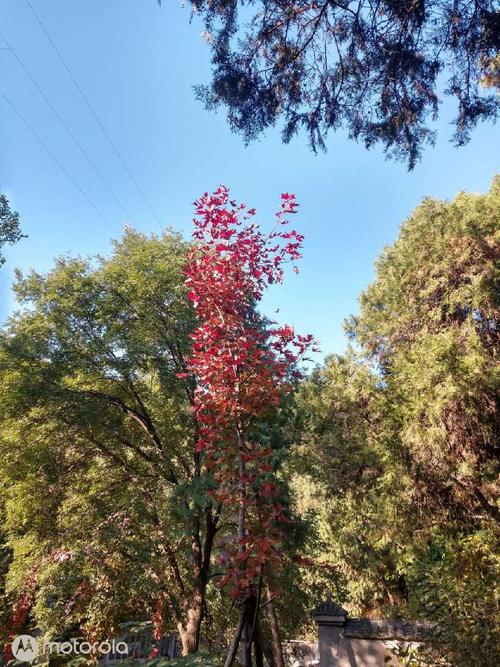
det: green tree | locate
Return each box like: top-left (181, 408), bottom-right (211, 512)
top-left (0, 228), bottom-right (220, 655)
top-left (348, 175), bottom-right (499, 523)
top-left (0, 195), bottom-right (25, 265)
top-left (292, 351), bottom-right (415, 615)
top-left (174, 1), bottom-right (499, 168)
top-left (295, 177), bottom-right (500, 665)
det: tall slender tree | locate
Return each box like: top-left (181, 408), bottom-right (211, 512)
top-left (182, 186), bottom-right (314, 665)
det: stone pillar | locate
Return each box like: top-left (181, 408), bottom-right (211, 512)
top-left (312, 594), bottom-right (348, 667)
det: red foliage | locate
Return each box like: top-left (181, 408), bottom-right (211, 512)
top-left (3, 570), bottom-right (38, 663)
top-left (152, 592), bottom-right (167, 642)
top-left (183, 186), bottom-right (314, 600)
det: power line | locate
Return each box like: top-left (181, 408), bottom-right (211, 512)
top-left (2, 90), bottom-right (168, 350)
top-left (0, 30), bottom-right (133, 225)
top-left (3, 90), bottom-right (178, 384)
top-left (1, 88), bottom-right (117, 234)
top-left (25, 0), bottom-right (163, 229)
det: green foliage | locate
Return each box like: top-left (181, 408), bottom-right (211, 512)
top-left (294, 178), bottom-right (500, 663)
top-left (347, 175), bottom-right (500, 520)
top-left (292, 352), bottom-right (413, 615)
top-left (385, 642), bottom-right (444, 667)
top-left (0, 194), bottom-right (25, 265)
top-left (406, 530), bottom-right (500, 666)
top-left (0, 227), bottom-right (201, 640)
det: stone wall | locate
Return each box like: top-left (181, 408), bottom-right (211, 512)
top-left (312, 595), bottom-right (436, 667)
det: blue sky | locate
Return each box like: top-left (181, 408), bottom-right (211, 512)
top-left (1, 0), bottom-right (498, 359)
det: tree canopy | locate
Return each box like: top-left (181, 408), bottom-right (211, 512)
top-left (0, 211), bottom-right (326, 666)
top-left (0, 228), bottom-right (215, 654)
top-left (294, 177), bottom-right (500, 665)
top-left (0, 179), bottom-right (498, 666)
top-left (348, 174), bottom-right (499, 522)
top-left (179, 0), bottom-right (499, 168)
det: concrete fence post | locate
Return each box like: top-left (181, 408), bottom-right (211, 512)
top-left (312, 594), bottom-right (348, 667)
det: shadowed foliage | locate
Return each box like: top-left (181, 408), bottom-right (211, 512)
top-left (172, 0), bottom-right (499, 168)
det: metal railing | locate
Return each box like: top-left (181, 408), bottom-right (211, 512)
top-left (99, 632), bottom-right (178, 664)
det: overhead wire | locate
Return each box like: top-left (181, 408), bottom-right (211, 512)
top-left (0, 30), bottom-right (133, 225)
top-left (1, 12), bottom-right (172, 347)
top-left (0, 88), bottom-right (118, 234)
top-left (24, 0), bottom-right (163, 230)
top-left (3, 88), bottom-right (181, 399)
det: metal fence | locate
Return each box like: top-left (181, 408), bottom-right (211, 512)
top-left (99, 632), bottom-right (178, 664)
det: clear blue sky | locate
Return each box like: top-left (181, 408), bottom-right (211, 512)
top-left (1, 0), bottom-right (498, 358)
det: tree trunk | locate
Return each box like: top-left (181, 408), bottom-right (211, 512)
top-left (252, 613), bottom-right (265, 667)
top-left (224, 611), bottom-right (246, 667)
top-left (253, 634), bottom-right (264, 667)
top-left (224, 598), bottom-right (261, 667)
top-left (178, 594), bottom-right (204, 655)
top-left (241, 625), bottom-right (252, 667)
top-left (260, 637), bottom-right (276, 667)
top-left (180, 485), bottom-right (220, 654)
top-left (266, 584), bottom-right (285, 667)
top-left (240, 596), bottom-right (254, 667)
top-left (236, 423), bottom-right (251, 666)
top-left (179, 624), bottom-right (198, 656)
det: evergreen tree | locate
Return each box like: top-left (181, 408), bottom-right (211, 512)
top-left (174, 1), bottom-right (499, 168)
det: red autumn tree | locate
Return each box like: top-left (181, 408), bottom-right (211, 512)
top-left (182, 186), bottom-right (314, 666)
